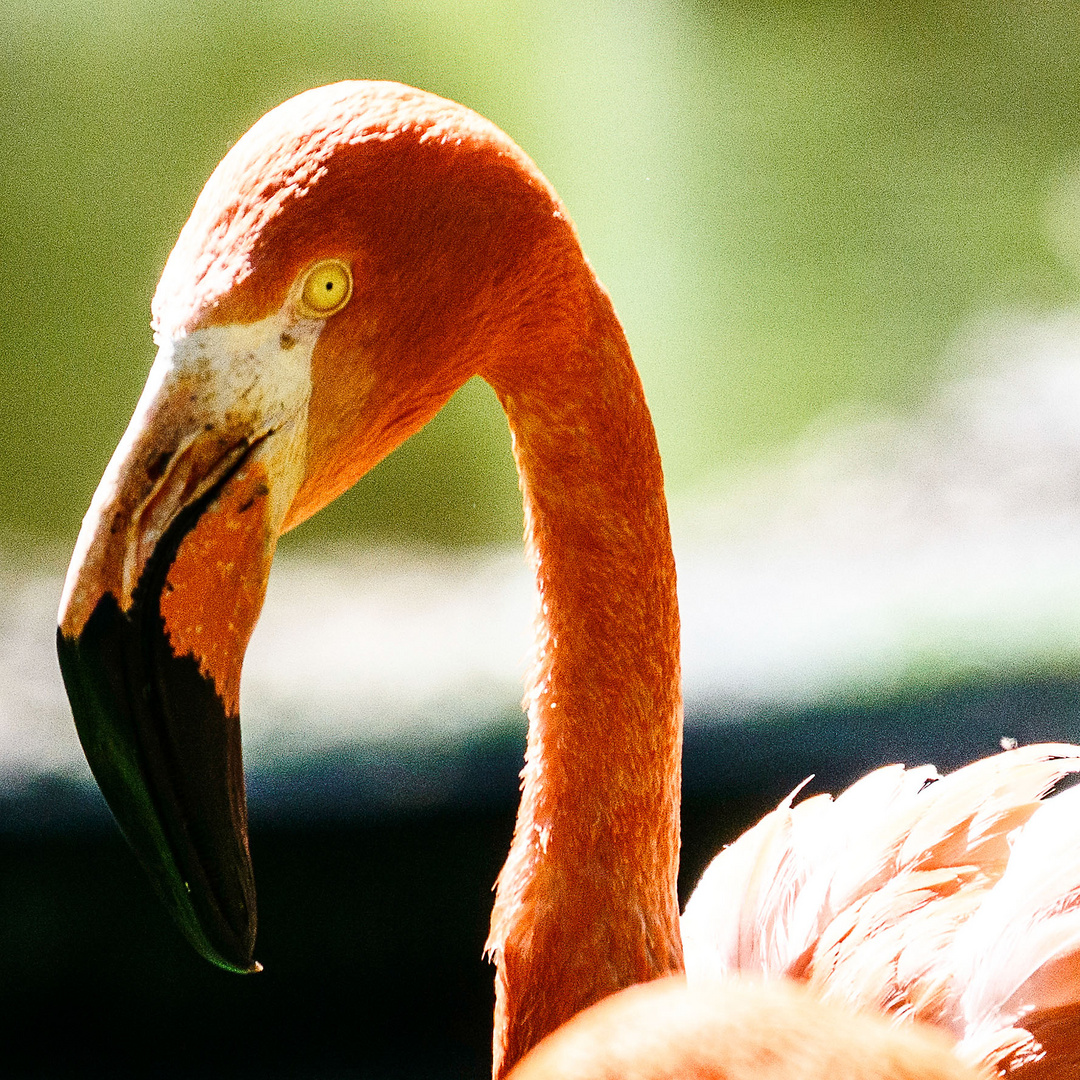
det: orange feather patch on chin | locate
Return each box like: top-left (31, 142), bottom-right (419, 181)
top-left (158, 462), bottom-right (275, 717)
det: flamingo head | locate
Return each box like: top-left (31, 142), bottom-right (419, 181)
top-left (56, 81), bottom-right (568, 972)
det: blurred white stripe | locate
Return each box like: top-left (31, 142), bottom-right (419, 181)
top-left (5, 309), bottom-right (1080, 777)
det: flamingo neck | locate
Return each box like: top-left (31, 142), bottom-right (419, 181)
top-left (483, 280), bottom-right (684, 1078)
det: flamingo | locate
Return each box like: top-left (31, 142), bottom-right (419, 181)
top-left (55, 81), bottom-right (1080, 1078)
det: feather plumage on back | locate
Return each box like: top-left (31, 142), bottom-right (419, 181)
top-left (681, 744), bottom-right (1080, 1075)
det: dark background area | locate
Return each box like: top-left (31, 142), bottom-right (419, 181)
top-left (3, 675), bottom-right (1079, 1079)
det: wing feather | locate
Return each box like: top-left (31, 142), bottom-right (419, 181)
top-left (682, 744), bottom-right (1080, 1075)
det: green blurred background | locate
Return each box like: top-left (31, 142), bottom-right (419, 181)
top-left (5, 0), bottom-right (1080, 552)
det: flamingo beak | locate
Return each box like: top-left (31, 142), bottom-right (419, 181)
top-left (56, 318), bottom-right (313, 973)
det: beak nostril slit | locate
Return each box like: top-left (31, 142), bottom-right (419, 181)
top-left (146, 450), bottom-right (173, 483)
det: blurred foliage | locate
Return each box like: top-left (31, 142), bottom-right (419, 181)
top-left (2, 0), bottom-right (1080, 549)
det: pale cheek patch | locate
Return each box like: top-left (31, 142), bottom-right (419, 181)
top-left (154, 313), bottom-right (317, 451)
top-left (151, 313), bottom-right (316, 558)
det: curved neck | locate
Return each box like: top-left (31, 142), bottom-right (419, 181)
top-left (484, 279), bottom-right (684, 1078)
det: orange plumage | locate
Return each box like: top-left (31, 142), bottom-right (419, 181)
top-left (56, 81), bottom-right (1080, 1080)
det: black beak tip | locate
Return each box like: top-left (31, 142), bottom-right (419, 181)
top-left (57, 597), bottom-right (258, 975)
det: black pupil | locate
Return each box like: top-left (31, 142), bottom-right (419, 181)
top-left (325, 280), bottom-right (333, 291)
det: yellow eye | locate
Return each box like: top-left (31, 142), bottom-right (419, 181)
top-left (298, 259), bottom-right (353, 317)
